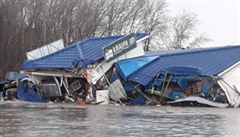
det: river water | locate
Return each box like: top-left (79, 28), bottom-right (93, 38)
top-left (0, 102), bottom-right (240, 137)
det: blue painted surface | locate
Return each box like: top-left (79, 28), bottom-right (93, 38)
top-left (17, 81), bottom-right (49, 102)
top-left (162, 66), bottom-right (202, 76)
top-left (7, 74), bottom-right (28, 81)
top-left (129, 96), bottom-right (146, 105)
top-left (168, 91), bottom-right (185, 100)
top-left (115, 56), bottom-right (158, 80)
top-left (125, 45), bottom-right (240, 86)
top-left (21, 33), bottom-right (148, 70)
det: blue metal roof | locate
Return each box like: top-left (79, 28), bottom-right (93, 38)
top-left (21, 33), bottom-right (148, 70)
top-left (145, 48), bottom-right (200, 56)
top-left (122, 45), bottom-right (240, 86)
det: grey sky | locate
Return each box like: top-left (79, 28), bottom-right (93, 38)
top-left (166, 0), bottom-right (240, 47)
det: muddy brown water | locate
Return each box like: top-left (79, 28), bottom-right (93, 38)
top-left (0, 102), bottom-right (239, 137)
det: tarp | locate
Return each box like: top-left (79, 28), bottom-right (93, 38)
top-left (17, 81), bottom-right (49, 102)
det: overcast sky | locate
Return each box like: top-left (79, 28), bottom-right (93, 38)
top-left (166, 0), bottom-right (240, 47)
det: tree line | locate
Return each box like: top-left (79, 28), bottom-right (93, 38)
top-left (0, 0), bottom-right (209, 78)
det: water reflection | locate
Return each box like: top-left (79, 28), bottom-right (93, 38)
top-left (86, 106), bottom-right (223, 137)
top-left (0, 103), bottom-right (240, 137)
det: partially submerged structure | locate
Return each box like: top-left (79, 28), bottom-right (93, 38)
top-left (115, 46), bottom-right (240, 107)
top-left (19, 33), bottom-right (149, 104)
top-left (3, 32), bottom-right (240, 108)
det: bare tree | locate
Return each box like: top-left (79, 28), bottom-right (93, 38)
top-left (0, 0), bottom-right (210, 78)
top-left (153, 11), bottom-right (211, 50)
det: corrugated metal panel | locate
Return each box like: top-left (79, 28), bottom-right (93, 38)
top-left (127, 45), bottom-right (240, 86)
top-left (145, 48), bottom-right (200, 56)
top-left (22, 44), bottom-right (81, 69)
top-left (22, 33), bottom-right (148, 70)
top-left (80, 36), bottom-right (122, 62)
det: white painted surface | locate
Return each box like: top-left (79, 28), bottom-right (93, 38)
top-left (168, 96), bottom-right (228, 108)
top-left (26, 39), bottom-right (64, 60)
top-left (218, 63), bottom-right (240, 107)
top-left (96, 90), bottom-right (109, 105)
top-left (108, 79), bottom-right (127, 102)
top-left (91, 39), bottom-right (145, 84)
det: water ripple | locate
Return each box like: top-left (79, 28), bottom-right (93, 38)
top-left (0, 103), bottom-right (240, 137)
